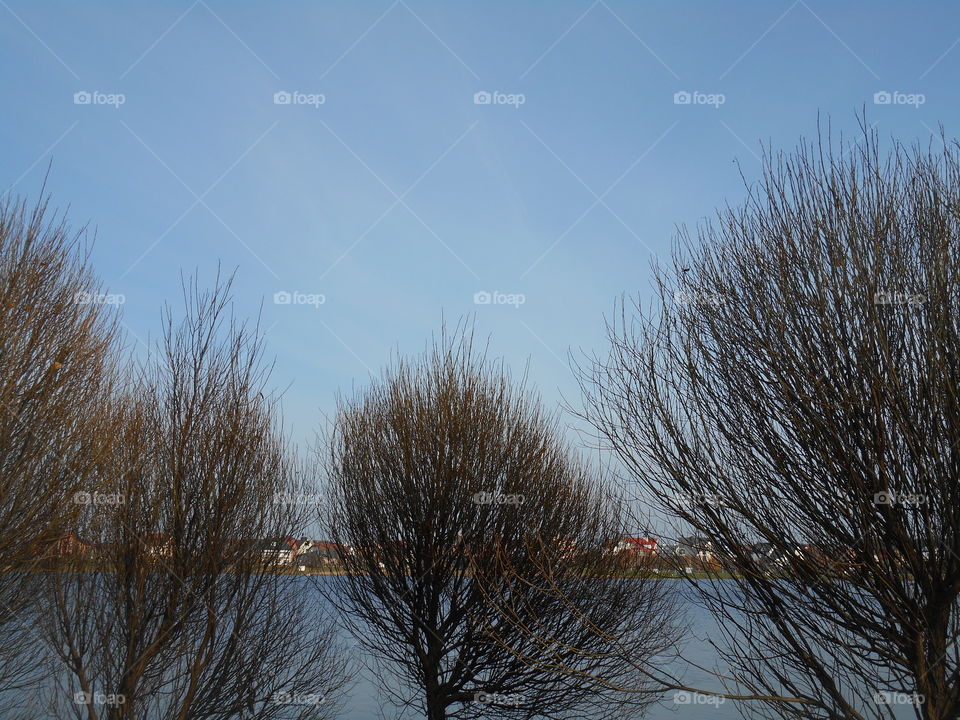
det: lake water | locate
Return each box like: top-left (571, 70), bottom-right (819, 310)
top-left (331, 578), bottom-right (919, 720)
top-left (9, 576), bottom-right (918, 719)
top-left (338, 598), bottom-right (753, 719)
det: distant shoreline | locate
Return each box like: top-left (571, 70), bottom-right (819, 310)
top-left (8, 565), bottom-right (738, 580)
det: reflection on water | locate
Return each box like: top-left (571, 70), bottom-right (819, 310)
top-left (328, 577), bottom-right (918, 720)
top-left (7, 576), bottom-right (919, 719)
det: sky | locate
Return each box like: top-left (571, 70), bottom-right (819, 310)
top-left (2, 0), bottom-right (958, 452)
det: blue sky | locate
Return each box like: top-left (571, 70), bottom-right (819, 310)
top-left (2, 1), bottom-right (958, 449)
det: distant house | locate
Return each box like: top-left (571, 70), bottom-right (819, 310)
top-left (143, 534), bottom-right (174, 559)
top-left (746, 542), bottom-right (808, 572)
top-left (370, 540), bottom-right (407, 569)
top-left (55, 531), bottom-right (92, 557)
top-left (799, 543), bottom-right (870, 575)
top-left (314, 541), bottom-right (349, 558)
top-left (675, 536), bottom-right (714, 561)
top-left (295, 541), bottom-right (350, 570)
top-left (613, 537), bottom-right (659, 556)
top-left (257, 537), bottom-right (300, 566)
top-left (297, 538), bottom-right (315, 554)
top-left (295, 549), bottom-right (323, 570)
top-left (747, 542), bottom-right (779, 567)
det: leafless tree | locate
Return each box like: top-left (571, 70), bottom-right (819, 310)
top-left (42, 276), bottom-right (351, 720)
top-left (578, 122), bottom-right (960, 719)
top-left (321, 327), bottom-right (679, 720)
top-left (0, 193), bottom-right (122, 710)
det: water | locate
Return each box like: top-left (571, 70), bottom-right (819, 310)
top-left (330, 578), bottom-right (919, 720)
top-left (7, 576), bottom-right (919, 719)
top-left (338, 596), bottom-right (748, 719)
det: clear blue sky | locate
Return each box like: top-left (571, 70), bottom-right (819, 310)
top-left (2, 1), bottom-right (957, 448)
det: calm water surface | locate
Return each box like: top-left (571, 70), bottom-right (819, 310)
top-left (326, 578), bottom-right (917, 720)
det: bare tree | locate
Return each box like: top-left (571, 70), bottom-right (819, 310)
top-left (0, 193), bottom-right (122, 710)
top-left (42, 276), bottom-right (350, 720)
top-left (578, 123), bottom-right (960, 720)
top-left (321, 327), bottom-right (679, 720)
